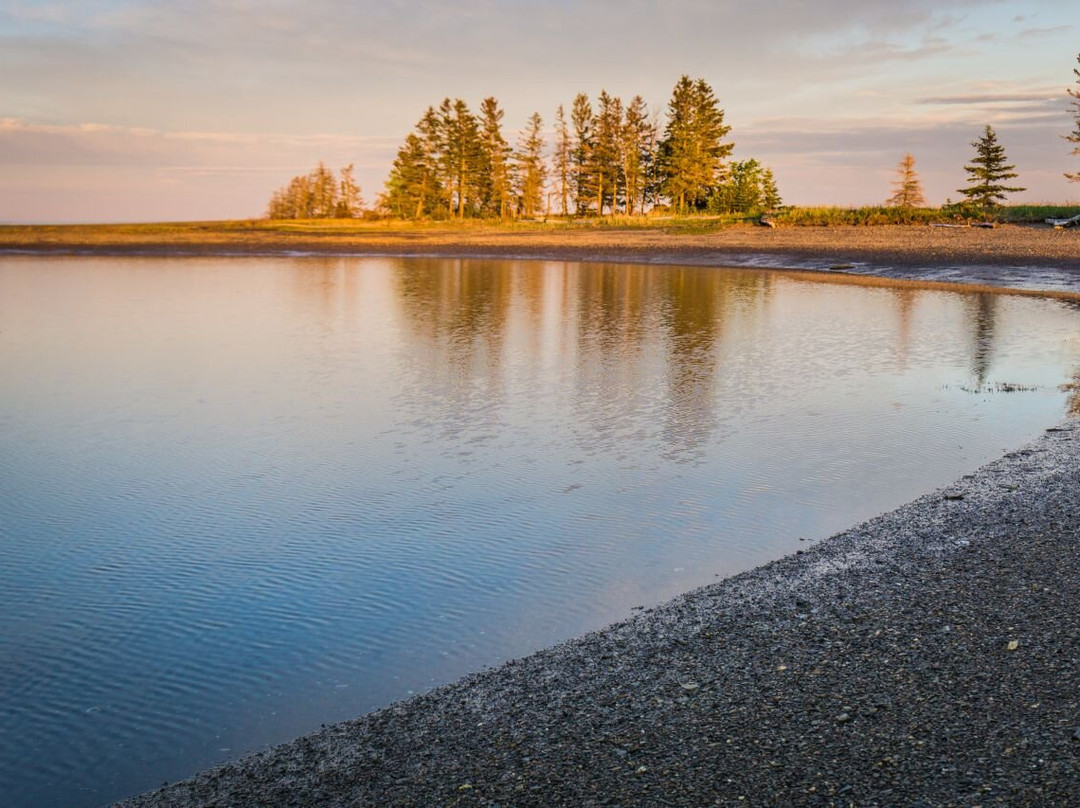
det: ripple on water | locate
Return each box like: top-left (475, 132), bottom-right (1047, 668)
top-left (2, 256), bottom-right (1079, 807)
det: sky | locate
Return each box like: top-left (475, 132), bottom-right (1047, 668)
top-left (1, 0), bottom-right (1079, 223)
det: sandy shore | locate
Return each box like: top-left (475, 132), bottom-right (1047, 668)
top-left (50, 226), bottom-right (1070, 806)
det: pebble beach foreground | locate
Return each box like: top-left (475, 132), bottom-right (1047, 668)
top-left (115, 416), bottom-right (1080, 807)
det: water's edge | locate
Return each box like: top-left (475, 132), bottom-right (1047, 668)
top-left (109, 252), bottom-right (1080, 806)
top-left (114, 418), bottom-right (1080, 806)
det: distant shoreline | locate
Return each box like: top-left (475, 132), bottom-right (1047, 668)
top-left (2, 220), bottom-right (1079, 267)
top-left (5, 220), bottom-right (1080, 300)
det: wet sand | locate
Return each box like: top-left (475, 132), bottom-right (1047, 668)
top-left (44, 225), bottom-right (1072, 806)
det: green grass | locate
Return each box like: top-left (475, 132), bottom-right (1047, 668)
top-left (996, 204), bottom-right (1080, 223)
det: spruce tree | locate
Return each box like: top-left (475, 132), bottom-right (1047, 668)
top-left (515, 112), bottom-right (547, 218)
top-left (383, 134), bottom-right (430, 218)
top-left (590, 91), bottom-right (622, 215)
top-left (439, 98), bottom-right (481, 218)
top-left (570, 94), bottom-right (593, 215)
top-left (659, 76), bottom-right (733, 212)
top-left (622, 96), bottom-right (651, 216)
top-left (553, 105), bottom-right (573, 216)
top-left (958, 125), bottom-right (1024, 209)
top-left (1066, 53), bottom-right (1080, 183)
top-left (710, 159), bottom-right (781, 213)
top-left (336, 164), bottom-right (363, 217)
top-left (761, 168), bottom-right (781, 210)
top-left (477, 97), bottom-right (512, 219)
top-left (887, 153), bottom-right (926, 208)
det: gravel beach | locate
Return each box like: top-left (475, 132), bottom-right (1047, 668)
top-left (75, 230), bottom-right (1077, 807)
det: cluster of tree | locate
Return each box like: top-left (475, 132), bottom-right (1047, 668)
top-left (709, 159), bottom-right (782, 214)
top-left (381, 98), bottom-right (546, 219)
top-left (379, 76), bottom-right (781, 220)
top-left (886, 126), bottom-right (1024, 211)
top-left (267, 163), bottom-right (363, 219)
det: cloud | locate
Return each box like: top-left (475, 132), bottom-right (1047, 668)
top-left (3, 0), bottom-right (1076, 219)
top-left (917, 92), bottom-right (1059, 105)
top-left (1018, 25), bottom-right (1072, 39)
top-left (0, 119), bottom-right (397, 222)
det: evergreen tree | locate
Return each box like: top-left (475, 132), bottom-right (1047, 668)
top-left (477, 97), bottom-right (512, 219)
top-left (1066, 53), bottom-right (1080, 183)
top-left (887, 153), bottom-right (926, 208)
top-left (267, 162), bottom-right (363, 219)
top-left (710, 158), bottom-right (781, 213)
top-left (439, 98), bottom-right (481, 218)
top-left (571, 93), bottom-right (593, 215)
top-left (590, 91), bottom-right (622, 215)
top-left (309, 162), bottom-right (337, 217)
top-left (958, 125), bottom-right (1024, 208)
top-left (553, 104), bottom-right (573, 216)
top-left (515, 112), bottom-right (547, 218)
top-left (622, 96), bottom-right (651, 216)
top-left (761, 167), bottom-right (781, 210)
top-left (382, 107), bottom-right (444, 219)
top-left (659, 76), bottom-right (733, 212)
top-left (336, 164), bottom-right (364, 217)
top-left (383, 134), bottom-right (427, 217)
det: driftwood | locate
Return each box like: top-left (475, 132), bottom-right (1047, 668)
top-left (929, 222), bottom-right (997, 229)
top-left (1046, 214), bottom-right (1080, 229)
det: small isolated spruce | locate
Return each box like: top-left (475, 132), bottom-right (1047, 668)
top-left (887, 153), bottom-right (926, 208)
top-left (957, 125), bottom-right (1024, 209)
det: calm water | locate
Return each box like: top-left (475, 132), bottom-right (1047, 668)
top-left (1, 256), bottom-right (1078, 807)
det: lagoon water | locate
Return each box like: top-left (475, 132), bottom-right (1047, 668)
top-left (1, 256), bottom-right (1078, 807)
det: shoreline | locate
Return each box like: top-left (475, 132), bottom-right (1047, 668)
top-left (15, 231), bottom-right (1068, 806)
top-left (116, 419), bottom-right (1080, 807)
top-left (6, 222), bottom-right (1080, 298)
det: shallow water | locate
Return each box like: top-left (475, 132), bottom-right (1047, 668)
top-left (1, 256), bottom-right (1078, 807)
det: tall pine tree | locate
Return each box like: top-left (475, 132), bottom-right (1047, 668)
top-left (659, 76), bottom-right (733, 212)
top-left (958, 125), bottom-right (1024, 209)
top-left (477, 97), bottom-right (512, 219)
top-left (553, 105), bottom-right (573, 216)
top-left (571, 94), bottom-right (593, 215)
top-left (515, 112), bottom-right (547, 218)
top-left (439, 98), bottom-right (481, 218)
top-left (622, 96), bottom-right (652, 216)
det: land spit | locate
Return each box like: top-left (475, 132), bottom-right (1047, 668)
top-left (61, 231), bottom-right (1075, 806)
top-left (4, 222), bottom-right (1080, 297)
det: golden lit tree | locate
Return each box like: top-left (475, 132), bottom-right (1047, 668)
top-left (887, 153), bottom-right (926, 208)
top-left (659, 76), bottom-right (734, 212)
top-left (515, 112), bottom-right (547, 218)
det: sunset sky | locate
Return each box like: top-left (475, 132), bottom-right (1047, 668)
top-left (2, 0), bottom-right (1078, 223)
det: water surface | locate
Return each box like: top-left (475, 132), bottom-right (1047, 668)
top-left (1, 256), bottom-right (1078, 807)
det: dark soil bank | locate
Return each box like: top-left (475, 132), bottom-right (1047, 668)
top-left (116, 421), bottom-right (1080, 807)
